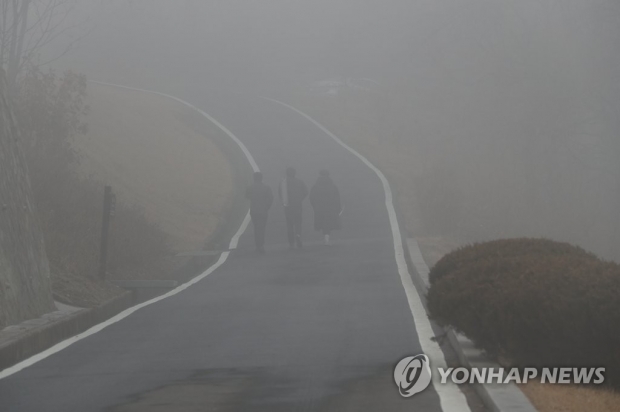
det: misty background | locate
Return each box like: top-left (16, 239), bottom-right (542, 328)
top-left (42, 0), bottom-right (619, 261)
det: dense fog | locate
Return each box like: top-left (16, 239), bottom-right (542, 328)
top-left (46, 0), bottom-right (620, 261)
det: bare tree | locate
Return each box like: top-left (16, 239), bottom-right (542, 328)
top-left (0, 0), bottom-right (81, 92)
top-left (0, 67), bottom-right (54, 328)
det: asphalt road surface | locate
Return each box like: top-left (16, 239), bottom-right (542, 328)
top-left (0, 92), bottom-right (484, 411)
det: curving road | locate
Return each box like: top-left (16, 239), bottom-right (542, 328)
top-left (0, 91), bottom-right (483, 411)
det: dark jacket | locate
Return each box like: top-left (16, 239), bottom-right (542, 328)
top-left (246, 182), bottom-right (273, 216)
top-left (310, 175), bottom-right (341, 231)
top-left (279, 177), bottom-right (308, 210)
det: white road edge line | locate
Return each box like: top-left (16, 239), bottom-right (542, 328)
top-left (0, 82), bottom-right (258, 380)
top-left (263, 97), bottom-right (472, 412)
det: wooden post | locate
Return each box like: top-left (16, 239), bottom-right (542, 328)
top-left (98, 185), bottom-right (112, 280)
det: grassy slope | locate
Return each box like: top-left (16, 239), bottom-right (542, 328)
top-left (52, 83), bottom-right (238, 307)
top-left (77, 83), bottom-right (234, 253)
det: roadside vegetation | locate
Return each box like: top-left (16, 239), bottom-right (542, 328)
top-left (78, 83), bottom-right (234, 255)
top-left (14, 66), bottom-right (170, 306)
top-left (427, 238), bottom-right (620, 411)
top-left (13, 68), bottom-right (234, 308)
top-left (520, 379), bottom-right (620, 412)
top-left (427, 238), bottom-right (620, 386)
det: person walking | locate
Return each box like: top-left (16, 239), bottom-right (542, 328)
top-left (279, 167), bottom-right (308, 249)
top-left (245, 171), bottom-right (273, 253)
top-left (310, 170), bottom-right (342, 245)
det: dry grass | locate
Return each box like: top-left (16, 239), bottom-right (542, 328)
top-left (51, 269), bottom-right (123, 308)
top-left (76, 83), bottom-right (234, 253)
top-left (520, 380), bottom-right (620, 412)
top-left (48, 83), bottom-right (235, 306)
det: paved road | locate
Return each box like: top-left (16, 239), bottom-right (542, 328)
top-left (0, 92), bottom-right (481, 411)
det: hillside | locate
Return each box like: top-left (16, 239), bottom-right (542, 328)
top-left (76, 83), bottom-right (234, 253)
top-left (0, 70), bottom-right (55, 329)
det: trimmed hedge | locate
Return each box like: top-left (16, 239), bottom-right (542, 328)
top-left (427, 238), bottom-right (620, 385)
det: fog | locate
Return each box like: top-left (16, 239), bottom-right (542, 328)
top-left (49, 0), bottom-right (620, 261)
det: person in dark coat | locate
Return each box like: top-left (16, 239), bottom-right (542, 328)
top-left (310, 170), bottom-right (341, 245)
top-left (279, 167), bottom-right (308, 249)
top-left (245, 171), bottom-right (273, 253)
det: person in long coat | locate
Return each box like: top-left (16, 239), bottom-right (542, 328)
top-left (310, 170), bottom-right (342, 245)
top-left (279, 167), bottom-right (308, 249)
top-left (245, 171), bottom-right (273, 253)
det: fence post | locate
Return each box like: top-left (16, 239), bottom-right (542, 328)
top-left (98, 185), bottom-right (112, 280)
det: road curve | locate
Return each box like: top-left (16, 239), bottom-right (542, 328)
top-left (0, 90), bottom-right (481, 411)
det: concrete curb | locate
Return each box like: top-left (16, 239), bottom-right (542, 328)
top-left (0, 291), bottom-right (133, 371)
top-left (404, 238), bottom-right (538, 412)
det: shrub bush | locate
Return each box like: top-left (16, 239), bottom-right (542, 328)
top-left (427, 238), bottom-right (620, 385)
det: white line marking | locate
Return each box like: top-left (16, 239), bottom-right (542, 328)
top-left (263, 97), bottom-right (471, 412)
top-left (0, 83), bottom-right (258, 380)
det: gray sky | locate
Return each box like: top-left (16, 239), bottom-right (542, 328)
top-left (60, 1), bottom-right (618, 91)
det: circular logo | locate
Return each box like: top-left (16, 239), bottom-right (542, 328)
top-left (394, 354), bottom-right (432, 397)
